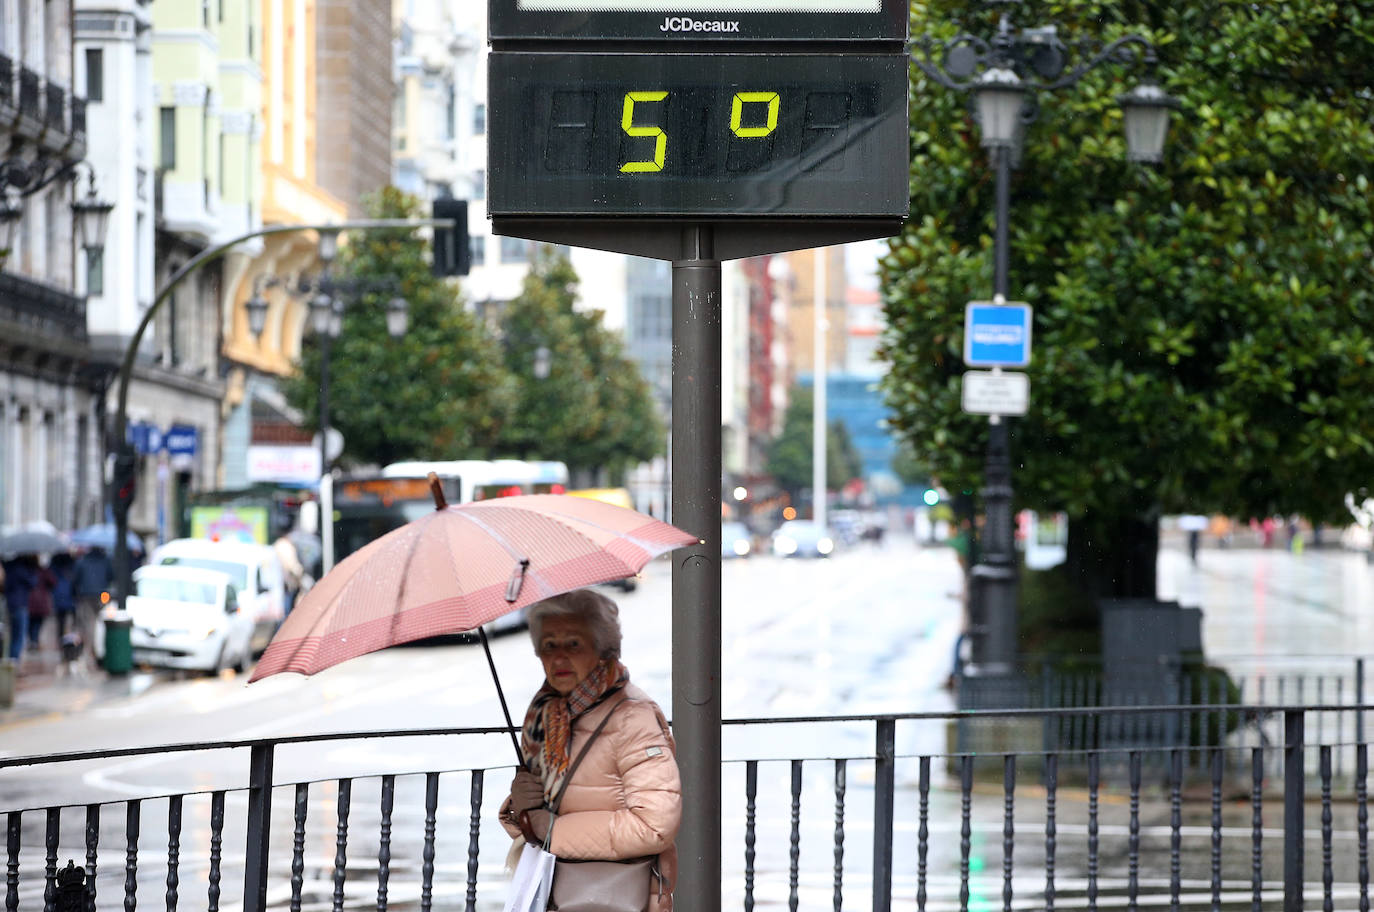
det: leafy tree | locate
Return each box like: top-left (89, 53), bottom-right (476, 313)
top-left (767, 385), bottom-right (862, 501)
top-left (496, 246), bottom-right (663, 478)
top-left (284, 187), bottom-right (514, 467)
top-left (880, 0), bottom-right (1374, 601)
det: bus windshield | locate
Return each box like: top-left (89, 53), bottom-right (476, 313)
top-left (330, 461), bottom-right (570, 566)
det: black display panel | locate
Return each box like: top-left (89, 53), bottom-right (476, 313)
top-left (489, 0), bottom-right (907, 42)
top-left (487, 52), bottom-right (908, 218)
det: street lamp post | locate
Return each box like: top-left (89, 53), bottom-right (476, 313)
top-left (912, 4), bottom-right (1177, 683)
top-left (246, 233), bottom-right (409, 482)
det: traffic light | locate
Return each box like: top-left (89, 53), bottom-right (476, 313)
top-left (431, 196), bottom-right (470, 277)
top-left (922, 487), bottom-right (940, 507)
top-left (111, 446), bottom-right (137, 515)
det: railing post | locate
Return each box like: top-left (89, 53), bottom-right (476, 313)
top-left (243, 743), bottom-right (275, 912)
top-left (872, 718), bottom-right (895, 912)
top-left (1357, 658), bottom-right (1365, 747)
top-left (1285, 709), bottom-right (1305, 912)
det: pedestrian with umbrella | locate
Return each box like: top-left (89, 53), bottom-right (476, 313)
top-left (499, 588), bottom-right (681, 912)
top-left (3, 555), bottom-right (38, 661)
top-left (73, 546), bottom-right (114, 644)
top-left (250, 476), bottom-right (698, 911)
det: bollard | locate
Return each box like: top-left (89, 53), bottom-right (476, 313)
top-left (0, 658), bottom-right (14, 708)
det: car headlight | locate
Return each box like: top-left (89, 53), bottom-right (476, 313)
top-left (733, 539), bottom-right (750, 556)
top-left (775, 536), bottom-right (797, 555)
top-left (817, 538), bottom-right (834, 555)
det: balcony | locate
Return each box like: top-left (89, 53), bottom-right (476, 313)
top-left (0, 272), bottom-right (88, 341)
top-left (6, 66), bottom-right (86, 159)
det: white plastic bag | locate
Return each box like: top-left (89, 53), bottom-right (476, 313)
top-left (504, 842), bottom-right (556, 912)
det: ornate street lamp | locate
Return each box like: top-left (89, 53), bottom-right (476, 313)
top-left (385, 296), bottom-right (409, 339)
top-left (912, 4), bottom-right (1178, 684)
top-left (1119, 79), bottom-right (1181, 163)
top-left (310, 291), bottom-right (335, 337)
top-left (533, 344), bottom-right (552, 380)
top-left (71, 177), bottom-right (115, 253)
top-left (972, 67), bottom-right (1026, 148)
top-left (245, 288), bottom-right (270, 337)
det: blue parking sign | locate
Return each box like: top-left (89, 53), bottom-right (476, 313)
top-left (964, 301), bottom-right (1033, 368)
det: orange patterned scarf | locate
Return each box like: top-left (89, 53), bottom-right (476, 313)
top-left (521, 660), bottom-right (630, 800)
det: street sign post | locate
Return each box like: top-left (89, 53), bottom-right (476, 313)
top-left (964, 300), bottom-right (1032, 368)
top-left (962, 370), bottom-right (1030, 416)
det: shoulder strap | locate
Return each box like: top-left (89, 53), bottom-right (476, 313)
top-left (549, 695), bottom-right (627, 815)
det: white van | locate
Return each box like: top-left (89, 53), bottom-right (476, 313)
top-left (149, 539), bottom-right (286, 652)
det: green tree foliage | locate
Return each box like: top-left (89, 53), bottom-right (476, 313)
top-left (767, 385), bottom-right (862, 498)
top-left (496, 246), bottom-right (663, 478)
top-left (881, 0), bottom-right (1374, 597)
top-left (284, 187), bottom-right (514, 467)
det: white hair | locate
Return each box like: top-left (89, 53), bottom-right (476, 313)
top-left (526, 589), bottom-right (622, 661)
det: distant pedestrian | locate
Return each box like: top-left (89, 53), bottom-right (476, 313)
top-left (50, 553), bottom-right (77, 642)
top-left (273, 530), bottom-right (305, 617)
top-left (27, 558), bottom-right (54, 650)
top-left (4, 556), bottom-right (38, 660)
top-left (73, 546), bottom-right (113, 640)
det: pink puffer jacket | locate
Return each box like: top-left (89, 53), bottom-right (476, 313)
top-left (500, 684), bottom-right (682, 912)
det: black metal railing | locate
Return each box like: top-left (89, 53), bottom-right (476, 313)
top-left (43, 83), bottom-right (63, 131)
top-left (70, 97), bottom-right (86, 139)
top-left (2, 705), bottom-right (1369, 912)
top-left (18, 68), bottom-right (40, 118)
top-left (0, 55), bottom-right (14, 110)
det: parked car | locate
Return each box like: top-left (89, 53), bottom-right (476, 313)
top-left (121, 566), bottom-right (255, 673)
top-left (721, 521), bottom-right (753, 558)
top-left (149, 539), bottom-right (286, 652)
top-left (771, 520), bottom-right (835, 558)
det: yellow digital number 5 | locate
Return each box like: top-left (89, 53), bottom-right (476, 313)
top-left (620, 91), bottom-right (668, 173)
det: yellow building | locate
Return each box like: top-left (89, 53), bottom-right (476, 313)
top-left (219, 0), bottom-right (348, 489)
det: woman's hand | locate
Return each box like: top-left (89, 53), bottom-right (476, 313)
top-left (520, 809), bottom-right (556, 843)
top-left (509, 770), bottom-right (546, 814)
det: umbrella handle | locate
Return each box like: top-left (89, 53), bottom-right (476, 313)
top-left (478, 625), bottom-right (526, 766)
top-left (427, 472), bottom-right (448, 510)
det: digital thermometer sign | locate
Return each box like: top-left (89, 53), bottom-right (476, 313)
top-left (487, 52), bottom-right (907, 218)
top-left (489, 0), bottom-right (906, 42)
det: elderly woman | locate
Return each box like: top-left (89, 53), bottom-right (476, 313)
top-left (500, 588), bottom-right (681, 912)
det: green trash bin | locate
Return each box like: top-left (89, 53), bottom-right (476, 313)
top-left (103, 615), bottom-right (133, 675)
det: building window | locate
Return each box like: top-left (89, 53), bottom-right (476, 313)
top-left (473, 103), bottom-right (486, 135)
top-left (473, 169), bottom-right (485, 201)
top-left (87, 248), bottom-right (104, 296)
top-left (499, 236), bottom-right (528, 264)
top-left (202, 0), bottom-right (210, 27)
top-left (160, 107), bottom-right (176, 169)
top-left (85, 48), bottom-right (103, 102)
top-left (470, 235), bottom-right (485, 267)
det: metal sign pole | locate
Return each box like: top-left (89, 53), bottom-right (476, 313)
top-left (671, 225), bottom-right (722, 912)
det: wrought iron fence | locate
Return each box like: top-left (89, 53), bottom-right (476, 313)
top-left (1, 705), bottom-right (1368, 912)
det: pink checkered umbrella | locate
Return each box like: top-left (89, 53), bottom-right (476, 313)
top-left (250, 483), bottom-right (698, 759)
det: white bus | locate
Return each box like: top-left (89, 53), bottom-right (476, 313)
top-left (321, 459), bottom-right (570, 572)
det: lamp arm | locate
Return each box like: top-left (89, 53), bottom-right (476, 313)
top-left (909, 33), bottom-right (995, 92)
top-left (1039, 33), bottom-right (1156, 91)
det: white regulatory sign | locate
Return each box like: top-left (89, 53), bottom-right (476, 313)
top-left (961, 370), bottom-right (1030, 416)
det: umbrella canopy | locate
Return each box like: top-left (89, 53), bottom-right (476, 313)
top-left (250, 493), bottom-right (698, 682)
top-left (0, 521), bottom-right (69, 558)
top-left (68, 522), bottom-right (146, 553)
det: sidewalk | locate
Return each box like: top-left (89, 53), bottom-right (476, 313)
top-left (0, 644), bottom-right (157, 730)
